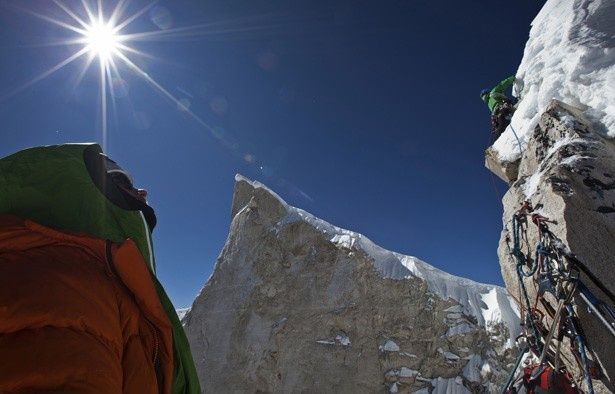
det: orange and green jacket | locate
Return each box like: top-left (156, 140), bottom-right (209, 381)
top-left (0, 144), bottom-right (200, 394)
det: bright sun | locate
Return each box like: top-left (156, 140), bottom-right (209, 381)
top-left (15, 0), bottom-right (221, 152)
top-left (84, 21), bottom-right (120, 61)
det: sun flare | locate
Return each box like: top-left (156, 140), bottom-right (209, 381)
top-left (84, 21), bottom-right (121, 61)
top-left (8, 0), bottom-right (231, 152)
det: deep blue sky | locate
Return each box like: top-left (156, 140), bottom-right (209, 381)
top-left (0, 0), bottom-right (543, 307)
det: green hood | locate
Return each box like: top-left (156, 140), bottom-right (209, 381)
top-left (0, 143), bottom-right (200, 394)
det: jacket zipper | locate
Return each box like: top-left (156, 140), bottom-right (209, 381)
top-left (145, 318), bottom-right (163, 394)
top-left (105, 240), bottom-right (164, 394)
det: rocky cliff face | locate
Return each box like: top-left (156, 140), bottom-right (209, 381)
top-left (486, 100), bottom-right (615, 393)
top-left (483, 0), bottom-right (615, 391)
top-left (183, 175), bottom-right (520, 393)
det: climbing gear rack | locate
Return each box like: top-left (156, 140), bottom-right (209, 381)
top-left (501, 201), bottom-right (615, 394)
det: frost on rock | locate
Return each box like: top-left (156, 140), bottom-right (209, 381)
top-left (493, 0), bottom-right (615, 162)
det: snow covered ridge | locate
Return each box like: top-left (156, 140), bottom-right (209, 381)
top-left (234, 174), bottom-right (521, 346)
top-left (494, 0), bottom-right (615, 162)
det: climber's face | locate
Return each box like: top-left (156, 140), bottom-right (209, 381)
top-left (109, 171), bottom-right (148, 203)
top-left (135, 188), bottom-right (148, 202)
top-left (83, 147), bottom-right (157, 231)
top-left (101, 154), bottom-right (148, 204)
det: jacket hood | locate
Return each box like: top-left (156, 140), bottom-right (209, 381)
top-left (0, 143), bottom-right (201, 393)
top-left (0, 143), bottom-right (156, 271)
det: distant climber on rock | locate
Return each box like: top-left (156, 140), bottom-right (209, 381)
top-left (0, 144), bottom-right (200, 394)
top-left (480, 75), bottom-right (517, 139)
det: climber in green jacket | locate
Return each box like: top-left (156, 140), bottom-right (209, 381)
top-left (480, 75), bottom-right (516, 138)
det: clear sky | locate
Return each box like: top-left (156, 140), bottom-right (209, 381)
top-left (0, 0), bottom-right (544, 307)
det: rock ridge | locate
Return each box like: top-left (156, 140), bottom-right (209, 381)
top-left (183, 175), bottom-right (521, 393)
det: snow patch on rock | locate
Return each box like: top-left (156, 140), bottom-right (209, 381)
top-left (335, 334), bottom-right (351, 346)
top-left (493, 0), bottom-right (615, 162)
top-left (235, 175), bottom-right (520, 346)
top-left (379, 339), bottom-right (400, 352)
top-left (176, 307), bottom-right (191, 321)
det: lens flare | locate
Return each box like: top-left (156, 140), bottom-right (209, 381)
top-left (84, 21), bottom-right (120, 61)
top-left (5, 0), bottom-right (305, 176)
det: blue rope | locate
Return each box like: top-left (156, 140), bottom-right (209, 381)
top-left (509, 123), bottom-right (523, 157)
top-left (565, 304), bottom-right (594, 394)
top-left (535, 243), bottom-right (548, 255)
top-left (500, 346), bottom-right (529, 394)
top-left (536, 242), bottom-right (553, 273)
top-left (510, 210), bottom-right (604, 392)
top-left (512, 214), bottom-right (543, 353)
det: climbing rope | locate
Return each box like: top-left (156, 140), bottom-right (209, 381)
top-left (500, 345), bottom-right (529, 394)
top-left (565, 303), bottom-right (594, 394)
top-left (509, 123), bottom-right (524, 158)
top-left (503, 201), bottom-right (615, 394)
top-left (511, 213), bottom-right (543, 353)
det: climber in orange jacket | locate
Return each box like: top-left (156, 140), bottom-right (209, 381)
top-left (0, 144), bottom-right (200, 394)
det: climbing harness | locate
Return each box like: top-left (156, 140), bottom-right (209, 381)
top-left (502, 201), bottom-right (615, 394)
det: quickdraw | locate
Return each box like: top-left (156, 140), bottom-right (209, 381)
top-left (502, 201), bottom-right (615, 394)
